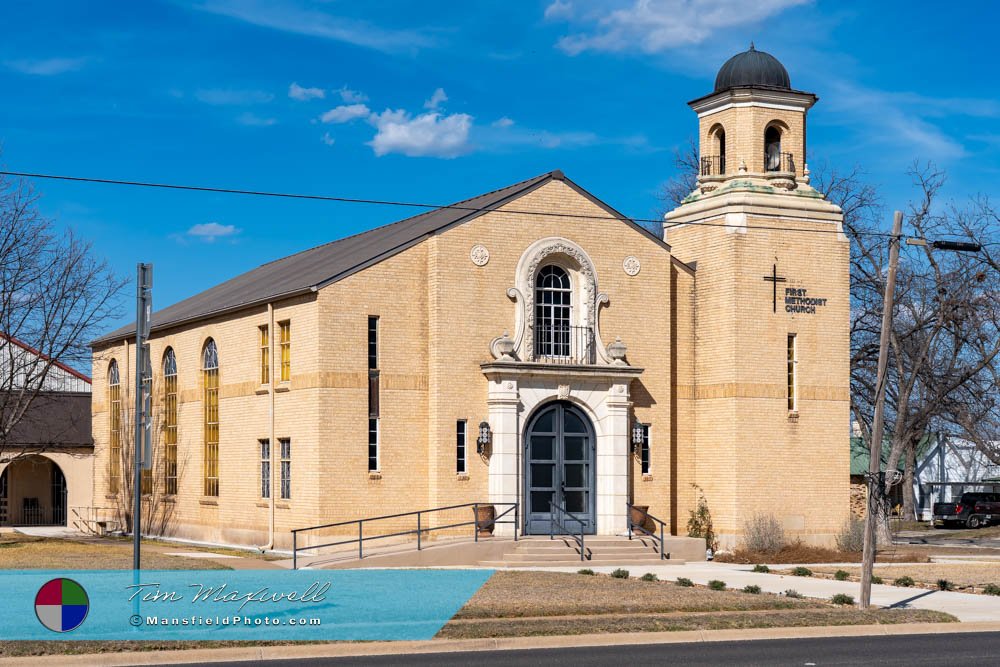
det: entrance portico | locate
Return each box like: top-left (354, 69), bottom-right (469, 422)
top-left (482, 361), bottom-right (642, 536)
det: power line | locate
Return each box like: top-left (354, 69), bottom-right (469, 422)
top-left (1, 169), bottom-right (901, 239)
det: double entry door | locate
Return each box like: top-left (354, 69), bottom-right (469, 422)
top-left (525, 401), bottom-right (596, 534)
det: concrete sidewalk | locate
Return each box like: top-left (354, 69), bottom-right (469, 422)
top-left (523, 562), bottom-right (1000, 622)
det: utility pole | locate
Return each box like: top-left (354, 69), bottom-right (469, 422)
top-left (860, 211), bottom-right (902, 609)
top-left (133, 263), bottom-right (153, 571)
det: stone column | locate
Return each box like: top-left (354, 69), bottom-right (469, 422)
top-left (486, 376), bottom-right (520, 537)
top-left (596, 381), bottom-right (630, 535)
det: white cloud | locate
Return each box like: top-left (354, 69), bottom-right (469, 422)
top-left (552, 0), bottom-right (807, 55)
top-left (423, 87), bottom-right (448, 110)
top-left (289, 82), bottom-right (325, 101)
top-left (319, 103), bottom-right (371, 123)
top-left (196, 88), bottom-right (274, 105)
top-left (368, 109), bottom-right (472, 158)
top-left (4, 57), bottom-right (89, 75)
top-left (823, 80), bottom-right (968, 160)
top-left (236, 112), bottom-right (277, 126)
top-left (187, 222), bottom-right (241, 242)
top-left (195, 0), bottom-right (433, 53)
top-left (321, 132), bottom-right (336, 146)
top-left (338, 86), bottom-right (369, 103)
top-left (492, 117), bottom-right (515, 128)
top-left (544, 0), bottom-right (574, 20)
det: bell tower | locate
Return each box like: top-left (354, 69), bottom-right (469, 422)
top-left (665, 46), bottom-right (850, 549)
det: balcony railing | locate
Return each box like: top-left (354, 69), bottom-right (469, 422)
top-left (700, 155), bottom-right (725, 177)
top-left (533, 325), bottom-right (595, 365)
top-left (764, 151), bottom-right (795, 173)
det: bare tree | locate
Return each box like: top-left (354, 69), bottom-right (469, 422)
top-left (107, 373), bottom-right (181, 536)
top-left (652, 137), bottom-right (700, 228)
top-left (823, 162), bottom-right (1000, 529)
top-left (0, 169), bottom-right (124, 463)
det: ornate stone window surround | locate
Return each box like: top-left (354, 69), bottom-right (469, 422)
top-left (494, 237), bottom-right (612, 364)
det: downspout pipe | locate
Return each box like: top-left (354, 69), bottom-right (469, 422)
top-left (259, 302), bottom-right (276, 551)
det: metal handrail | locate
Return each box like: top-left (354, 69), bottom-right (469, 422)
top-left (626, 502), bottom-right (668, 560)
top-left (291, 501), bottom-right (518, 569)
top-left (549, 501), bottom-right (589, 561)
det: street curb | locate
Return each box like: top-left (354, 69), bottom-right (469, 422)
top-left (4, 621), bottom-right (1000, 666)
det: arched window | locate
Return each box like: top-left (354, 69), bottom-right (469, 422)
top-left (163, 348), bottom-right (178, 495)
top-left (535, 265), bottom-right (572, 359)
top-left (108, 359), bottom-right (121, 494)
top-left (717, 129), bottom-right (726, 174)
top-left (202, 339), bottom-right (219, 497)
top-left (764, 125), bottom-right (782, 171)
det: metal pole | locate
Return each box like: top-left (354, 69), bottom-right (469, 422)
top-left (132, 263), bottom-right (151, 571)
top-left (417, 512), bottom-right (421, 551)
top-left (474, 503), bottom-right (478, 543)
top-left (860, 211), bottom-right (902, 609)
top-left (292, 532), bottom-right (297, 570)
top-left (660, 522), bottom-right (665, 560)
top-left (358, 521), bottom-right (363, 560)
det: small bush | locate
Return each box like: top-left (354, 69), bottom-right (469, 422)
top-left (831, 593), bottom-right (855, 606)
top-left (743, 584), bottom-right (762, 594)
top-left (675, 577), bottom-right (694, 587)
top-left (708, 579), bottom-right (727, 591)
top-left (894, 576), bottom-right (915, 587)
top-left (610, 568), bottom-right (630, 579)
top-left (741, 512), bottom-right (786, 554)
top-left (640, 572), bottom-right (658, 582)
top-left (687, 485), bottom-right (719, 552)
top-left (835, 517), bottom-right (865, 553)
top-left (937, 579), bottom-right (954, 591)
top-left (834, 569), bottom-right (850, 581)
top-left (784, 589), bottom-right (802, 598)
top-left (577, 568), bottom-right (595, 576)
top-left (752, 564), bottom-right (770, 573)
top-left (791, 566), bottom-right (813, 577)
top-left (982, 583), bottom-right (1000, 596)
top-left (871, 575), bottom-right (883, 585)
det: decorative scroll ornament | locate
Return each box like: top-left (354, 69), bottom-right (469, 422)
top-left (622, 256), bottom-right (640, 276)
top-left (470, 244), bottom-right (490, 267)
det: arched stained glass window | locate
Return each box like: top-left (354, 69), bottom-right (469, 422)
top-left (202, 340), bottom-right (219, 497)
top-left (163, 348), bottom-right (178, 495)
top-left (108, 359), bottom-right (121, 494)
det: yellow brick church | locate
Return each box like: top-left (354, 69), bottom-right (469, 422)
top-left (91, 47), bottom-right (850, 551)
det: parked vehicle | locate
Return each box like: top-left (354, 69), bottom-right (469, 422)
top-left (932, 493), bottom-right (1000, 528)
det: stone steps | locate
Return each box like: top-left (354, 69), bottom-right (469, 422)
top-left (478, 535), bottom-right (685, 567)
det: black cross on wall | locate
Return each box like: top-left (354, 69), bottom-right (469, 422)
top-left (762, 264), bottom-right (787, 313)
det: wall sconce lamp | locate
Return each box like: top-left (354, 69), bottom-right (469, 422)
top-left (477, 421), bottom-right (492, 455)
top-left (631, 420), bottom-right (645, 454)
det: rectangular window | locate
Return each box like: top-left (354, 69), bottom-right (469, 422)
top-left (164, 372), bottom-right (178, 495)
top-left (259, 325), bottom-right (269, 385)
top-left (280, 438), bottom-right (291, 500)
top-left (640, 424), bottom-right (651, 475)
top-left (368, 316), bottom-right (378, 370)
top-left (456, 420), bottom-right (467, 474)
top-left (204, 366), bottom-right (220, 497)
top-left (279, 320), bottom-right (291, 383)
top-left (260, 439), bottom-right (270, 499)
top-left (368, 418), bottom-right (379, 472)
top-left (367, 316), bottom-right (379, 418)
top-left (787, 333), bottom-right (798, 412)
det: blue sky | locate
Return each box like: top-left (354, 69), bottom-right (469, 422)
top-left (2, 1), bottom-right (998, 336)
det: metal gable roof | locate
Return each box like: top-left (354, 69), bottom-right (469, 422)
top-left (93, 170), bottom-right (667, 345)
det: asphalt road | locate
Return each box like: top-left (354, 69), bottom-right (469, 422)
top-left (179, 632), bottom-right (1000, 666)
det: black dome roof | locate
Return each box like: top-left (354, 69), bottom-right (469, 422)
top-left (714, 44), bottom-right (790, 92)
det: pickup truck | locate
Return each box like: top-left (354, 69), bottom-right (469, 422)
top-left (933, 492), bottom-right (1000, 529)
